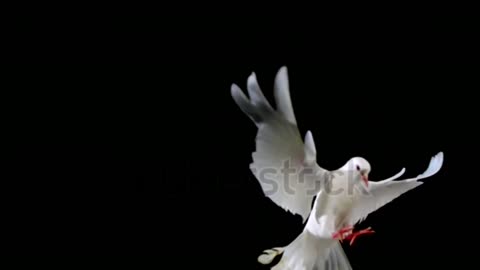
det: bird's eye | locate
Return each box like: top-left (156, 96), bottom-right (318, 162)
top-left (356, 165), bottom-right (360, 171)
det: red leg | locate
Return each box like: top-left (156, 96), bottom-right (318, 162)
top-left (332, 226), bottom-right (354, 241)
top-left (344, 227), bottom-right (375, 246)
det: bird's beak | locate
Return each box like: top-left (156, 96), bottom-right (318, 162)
top-left (361, 173), bottom-right (369, 187)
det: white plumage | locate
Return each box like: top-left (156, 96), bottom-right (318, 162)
top-left (231, 66), bottom-right (444, 270)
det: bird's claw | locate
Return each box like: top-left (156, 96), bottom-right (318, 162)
top-left (344, 227), bottom-right (375, 246)
top-left (332, 226), bottom-right (354, 241)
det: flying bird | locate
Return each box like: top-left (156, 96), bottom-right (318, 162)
top-left (230, 66), bottom-right (444, 270)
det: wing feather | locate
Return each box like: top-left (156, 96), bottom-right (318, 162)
top-left (349, 152), bottom-right (444, 225)
top-left (231, 67), bottom-right (328, 221)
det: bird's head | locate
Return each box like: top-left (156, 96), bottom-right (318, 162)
top-left (340, 157), bottom-right (371, 188)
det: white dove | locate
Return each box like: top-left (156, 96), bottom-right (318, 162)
top-left (230, 66), bottom-right (444, 270)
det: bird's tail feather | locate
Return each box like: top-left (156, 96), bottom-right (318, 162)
top-left (321, 241), bottom-right (352, 270)
top-left (261, 231), bottom-right (352, 270)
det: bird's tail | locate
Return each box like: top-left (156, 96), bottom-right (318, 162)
top-left (259, 230), bottom-right (352, 270)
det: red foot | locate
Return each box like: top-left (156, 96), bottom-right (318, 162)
top-left (344, 227), bottom-right (375, 246)
top-left (332, 226), bottom-right (354, 241)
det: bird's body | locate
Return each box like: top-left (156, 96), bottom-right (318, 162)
top-left (269, 164), bottom-right (370, 270)
top-left (310, 174), bottom-right (359, 238)
top-left (231, 66), bottom-right (444, 270)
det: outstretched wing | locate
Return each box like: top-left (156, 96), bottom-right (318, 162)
top-left (231, 66), bottom-right (329, 221)
top-left (349, 152), bottom-right (444, 225)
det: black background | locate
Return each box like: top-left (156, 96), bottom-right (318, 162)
top-left (3, 9), bottom-right (478, 269)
